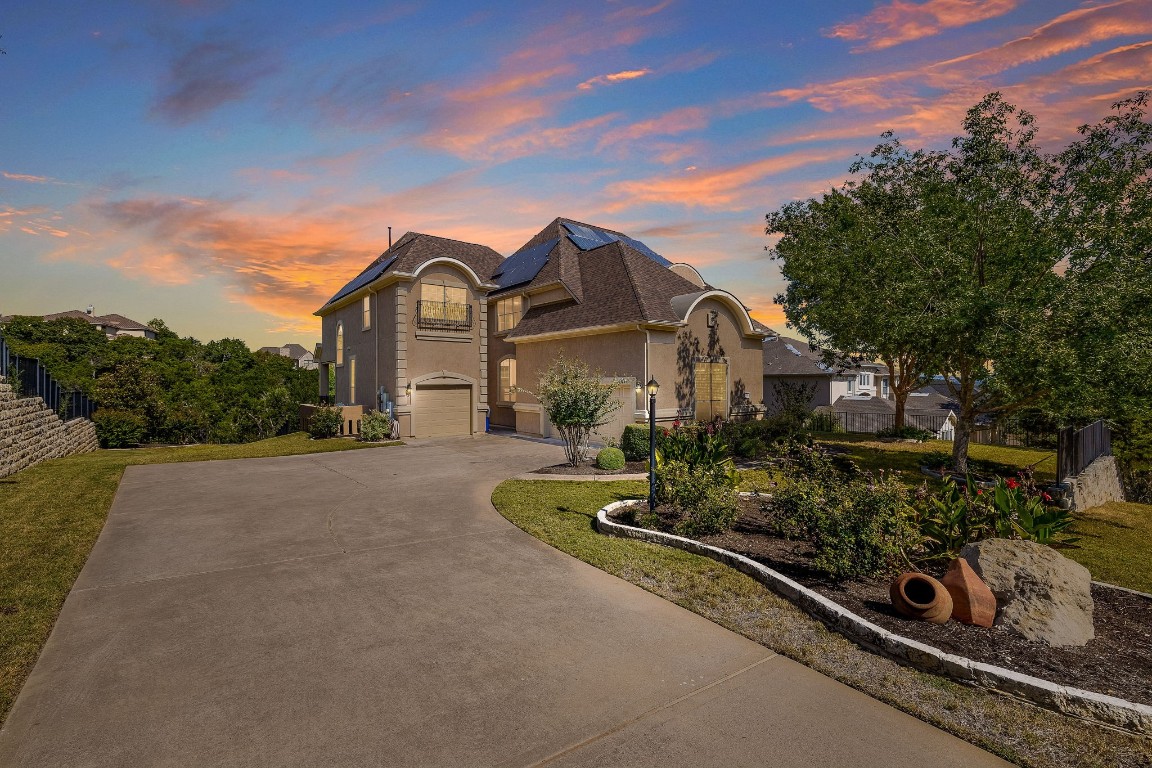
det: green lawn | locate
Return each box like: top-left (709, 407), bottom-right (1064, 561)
top-left (0, 433), bottom-right (397, 725)
top-left (815, 434), bottom-right (1058, 482)
top-left (492, 479), bottom-right (1150, 768)
top-left (1063, 501), bottom-right (1152, 593)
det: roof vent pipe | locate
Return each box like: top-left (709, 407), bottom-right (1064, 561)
top-left (86, 305), bottom-right (94, 315)
top-left (388, 227), bottom-right (392, 248)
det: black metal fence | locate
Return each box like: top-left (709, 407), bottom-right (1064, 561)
top-left (1057, 420), bottom-right (1111, 483)
top-left (831, 410), bottom-right (953, 436)
top-left (0, 334), bottom-right (96, 421)
top-left (415, 301), bottom-right (473, 332)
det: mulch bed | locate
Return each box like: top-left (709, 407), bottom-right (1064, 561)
top-left (611, 497), bottom-right (1152, 706)
top-left (533, 461), bottom-right (648, 476)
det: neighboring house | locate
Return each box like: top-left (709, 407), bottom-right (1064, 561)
top-left (258, 343), bottom-right (318, 370)
top-left (315, 218), bottom-right (771, 440)
top-left (762, 335), bottom-right (887, 412)
top-left (0, 307), bottom-right (156, 340)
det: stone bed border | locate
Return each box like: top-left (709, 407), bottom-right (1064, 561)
top-left (595, 498), bottom-right (1152, 737)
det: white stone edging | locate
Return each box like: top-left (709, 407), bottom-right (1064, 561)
top-left (595, 499), bottom-right (1152, 737)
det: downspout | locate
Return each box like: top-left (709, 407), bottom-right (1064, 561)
top-left (372, 284), bottom-right (380, 411)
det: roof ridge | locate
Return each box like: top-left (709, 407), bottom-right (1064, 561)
top-left (611, 242), bottom-right (650, 321)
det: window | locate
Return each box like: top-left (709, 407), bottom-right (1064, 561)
top-left (693, 360), bottom-right (727, 421)
top-left (499, 358), bottom-right (516, 403)
top-left (335, 322), bottom-right (344, 366)
top-left (417, 281), bottom-right (471, 330)
top-left (349, 357), bottom-right (356, 404)
top-left (847, 376), bottom-right (855, 394)
top-left (497, 296), bottom-right (523, 332)
top-left (362, 295), bottom-right (371, 330)
top-left (881, 378), bottom-right (890, 398)
top-left (859, 372), bottom-right (871, 387)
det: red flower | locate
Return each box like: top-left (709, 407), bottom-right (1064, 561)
top-left (977, 489), bottom-right (983, 495)
top-left (1006, 478), bottom-right (1019, 489)
top-left (1043, 492), bottom-right (1053, 502)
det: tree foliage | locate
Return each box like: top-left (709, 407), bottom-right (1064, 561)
top-left (522, 353), bottom-right (621, 466)
top-left (0, 316), bottom-right (318, 444)
top-left (769, 92), bottom-right (1151, 472)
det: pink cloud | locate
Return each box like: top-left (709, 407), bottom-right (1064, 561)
top-left (826, 0), bottom-right (1019, 52)
top-left (578, 68), bottom-right (652, 90)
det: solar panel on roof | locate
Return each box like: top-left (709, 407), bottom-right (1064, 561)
top-left (493, 238), bottom-right (558, 289)
top-left (561, 222), bottom-right (672, 266)
top-left (326, 254), bottom-right (397, 305)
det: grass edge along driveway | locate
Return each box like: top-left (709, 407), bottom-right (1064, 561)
top-left (491, 479), bottom-right (1152, 768)
top-left (0, 433), bottom-right (397, 727)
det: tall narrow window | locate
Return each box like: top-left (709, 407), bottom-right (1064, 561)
top-left (499, 358), bottom-right (517, 402)
top-left (362, 295), bottom-right (371, 330)
top-left (497, 296), bottom-right (523, 332)
top-left (693, 360), bottom-right (727, 421)
top-left (349, 357), bottom-right (357, 404)
top-left (335, 322), bottom-right (344, 365)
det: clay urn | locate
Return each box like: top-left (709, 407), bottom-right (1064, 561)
top-left (889, 572), bottom-right (953, 624)
top-left (941, 557), bottom-right (996, 628)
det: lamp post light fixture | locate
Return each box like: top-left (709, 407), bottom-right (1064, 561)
top-left (646, 377), bottom-right (659, 512)
top-left (405, 380), bottom-right (412, 400)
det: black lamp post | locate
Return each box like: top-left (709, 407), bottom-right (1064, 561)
top-left (647, 377), bottom-right (659, 512)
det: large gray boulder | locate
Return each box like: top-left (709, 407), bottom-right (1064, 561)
top-left (960, 539), bottom-right (1095, 647)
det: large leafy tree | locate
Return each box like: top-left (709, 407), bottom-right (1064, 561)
top-left (768, 93), bottom-right (1066, 472)
top-left (768, 136), bottom-right (944, 431)
top-left (1053, 93), bottom-right (1152, 445)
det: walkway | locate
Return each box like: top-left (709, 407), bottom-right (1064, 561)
top-left (0, 435), bottom-right (1008, 766)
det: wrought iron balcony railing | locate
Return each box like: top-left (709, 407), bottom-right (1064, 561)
top-left (416, 300), bottom-right (473, 332)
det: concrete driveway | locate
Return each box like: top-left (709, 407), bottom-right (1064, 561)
top-left (0, 435), bottom-right (1008, 767)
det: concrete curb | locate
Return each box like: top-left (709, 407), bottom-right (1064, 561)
top-left (595, 500), bottom-right (1152, 737)
top-left (511, 472), bottom-right (648, 482)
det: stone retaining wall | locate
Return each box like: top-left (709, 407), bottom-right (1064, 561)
top-left (0, 378), bottom-right (99, 478)
top-left (1067, 455), bottom-right (1125, 511)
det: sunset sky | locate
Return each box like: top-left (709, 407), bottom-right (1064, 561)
top-left (2, 0), bottom-right (1149, 348)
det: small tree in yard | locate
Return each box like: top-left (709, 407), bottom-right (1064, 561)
top-left (524, 354), bottom-right (621, 467)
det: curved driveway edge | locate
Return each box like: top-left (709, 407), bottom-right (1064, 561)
top-left (596, 501), bottom-right (1152, 736)
top-left (0, 436), bottom-right (1009, 767)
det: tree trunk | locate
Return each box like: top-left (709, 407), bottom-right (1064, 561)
top-left (894, 396), bottom-right (906, 432)
top-left (952, 417), bottom-right (973, 474)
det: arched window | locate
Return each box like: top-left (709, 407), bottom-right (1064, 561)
top-left (335, 322), bottom-right (344, 366)
top-left (499, 358), bottom-right (516, 403)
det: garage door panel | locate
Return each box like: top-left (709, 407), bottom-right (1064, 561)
top-left (415, 385), bottom-right (471, 437)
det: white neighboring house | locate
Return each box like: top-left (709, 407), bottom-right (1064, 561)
top-left (258, 343), bottom-right (318, 370)
top-left (831, 390), bottom-right (957, 440)
top-left (762, 335), bottom-right (888, 412)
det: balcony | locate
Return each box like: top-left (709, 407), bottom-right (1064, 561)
top-left (415, 300), bottom-right (473, 332)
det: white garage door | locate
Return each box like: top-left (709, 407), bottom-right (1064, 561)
top-left (414, 385), bottom-right (472, 437)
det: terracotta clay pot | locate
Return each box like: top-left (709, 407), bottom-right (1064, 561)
top-left (890, 572), bottom-right (953, 624)
top-left (941, 557), bottom-right (996, 628)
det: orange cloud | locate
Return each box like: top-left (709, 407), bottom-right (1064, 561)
top-left (3, 171), bottom-right (75, 186)
top-left (826, 0), bottom-right (1019, 52)
top-left (606, 149), bottom-right (848, 209)
top-left (578, 68), bottom-right (652, 90)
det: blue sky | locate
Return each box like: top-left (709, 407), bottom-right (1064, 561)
top-left (2, 0), bottom-right (1149, 346)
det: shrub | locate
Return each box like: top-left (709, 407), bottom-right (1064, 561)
top-left (876, 425), bottom-right (934, 441)
top-left (522, 354), bottom-right (621, 466)
top-left (92, 409), bottom-right (147, 448)
top-left (596, 446), bottom-right (625, 470)
top-left (655, 459), bottom-right (740, 537)
top-left (766, 445), bottom-right (917, 580)
top-left (620, 424), bottom-right (650, 461)
top-left (308, 404), bottom-right (343, 439)
top-left (359, 410), bottom-right (393, 442)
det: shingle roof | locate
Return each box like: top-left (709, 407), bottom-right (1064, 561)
top-left (506, 239), bottom-right (709, 338)
top-left (763, 335), bottom-right (887, 377)
top-left (11, 310), bottom-right (153, 333)
top-left (320, 232), bottom-right (504, 310)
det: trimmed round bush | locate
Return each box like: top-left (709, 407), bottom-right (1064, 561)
top-left (596, 446), bottom-right (626, 470)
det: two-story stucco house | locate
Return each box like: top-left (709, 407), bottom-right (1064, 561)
top-left (315, 218), bottom-right (771, 440)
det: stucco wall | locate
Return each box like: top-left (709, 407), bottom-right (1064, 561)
top-left (667, 298), bottom-right (764, 418)
top-left (0, 378), bottom-right (98, 478)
